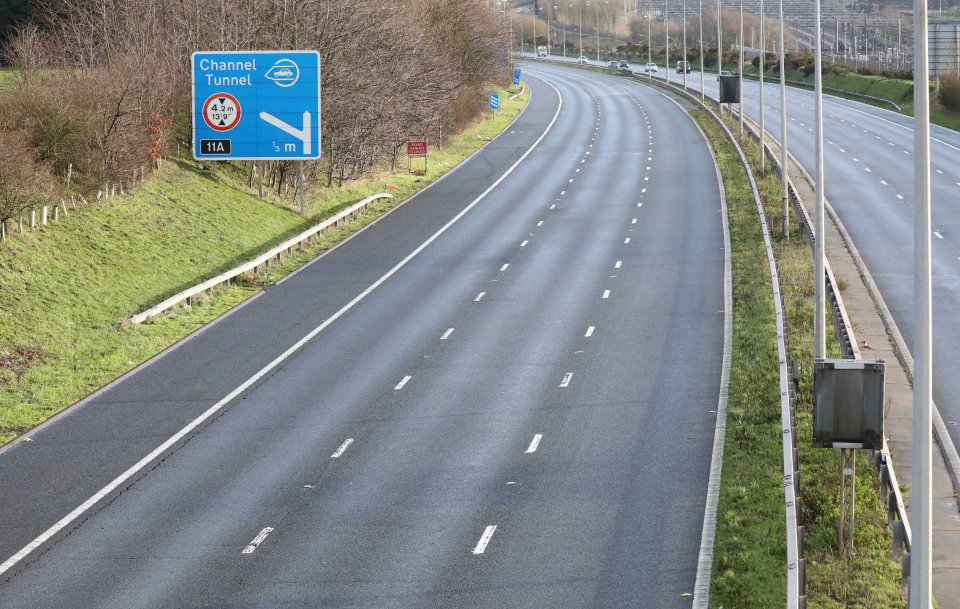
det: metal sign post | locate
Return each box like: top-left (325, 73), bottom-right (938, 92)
top-left (192, 51), bottom-right (321, 161)
top-left (407, 141), bottom-right (428, 176)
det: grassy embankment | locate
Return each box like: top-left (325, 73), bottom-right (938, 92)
top-left (693, 109), bottom-right (904, 608)
top-left (742, 64), bottom-right (960, 131)
top-left (0, 84), bottom-right (530, 445)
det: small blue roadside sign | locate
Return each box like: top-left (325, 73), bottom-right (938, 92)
top-left (489, 93), bottom-right (500, 111)
top-left (192, 50), bottom-right (321, 160)
top-left (513, 69), bottom-right (521, 86)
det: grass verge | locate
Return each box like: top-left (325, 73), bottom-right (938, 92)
top-left (0, 84), bottom-right (530, 446)
top-left (692, 108), bottom-right (903, 607)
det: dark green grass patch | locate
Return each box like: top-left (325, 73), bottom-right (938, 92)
top-left (694, 109), bottom-right (903, 607)
top-left (0, 85), bottom-right (529, 445)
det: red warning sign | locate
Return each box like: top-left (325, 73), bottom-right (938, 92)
top-left (407, 141), bottom-right (427, 156)
top-left (203, 92), bottom-right (242, 132)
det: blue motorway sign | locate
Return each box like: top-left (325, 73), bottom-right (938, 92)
top-left (489, 93), bottom-right (500, 111)
top-left (513, 69), bottom-right (521, 86)
top-left (192, 50), bottom-right (321, 160)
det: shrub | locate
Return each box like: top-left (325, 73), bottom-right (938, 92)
top-left (941, 74), bottom-right (960, 112)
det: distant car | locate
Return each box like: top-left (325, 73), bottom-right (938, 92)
top-left (619, 60), bottom-right (630, 69)
top-left (676, 60), bottom-right (691, 73)
top-left (717, 70), bottom-right (733, 80)
top-left (537, 45), bottom-right (547, 57)
top-left (644, 62), bottom-right (658, 73)
top-left (578, 56), bottom-right (590, 65)
top-left (608, 60), bottom-right (619, 69)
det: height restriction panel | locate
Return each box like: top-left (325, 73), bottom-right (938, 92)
top-left (192, 50), bottom-right (321, 160)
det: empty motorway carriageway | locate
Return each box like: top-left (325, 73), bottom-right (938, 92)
top-left (0, 65), bottom-right (730, 608)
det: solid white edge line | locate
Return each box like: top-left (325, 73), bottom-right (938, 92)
top-left (0, 74), bottom-right (566, 578)
top-left (330, 438), bottom-right (354, 458)
top-left (525, 434), bottom-right (543, 454)
top-left (472, 525), bottom-right (497, 554)
top-left (394, 375), bottom-right (412, 390)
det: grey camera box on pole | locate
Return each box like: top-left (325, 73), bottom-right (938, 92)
top-left (813, 359), bottom-right (885, 449)
top-left (719, 74), bottom-right (740, 103)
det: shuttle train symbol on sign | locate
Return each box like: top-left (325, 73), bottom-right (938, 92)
top-left (265, 59), bottom-right (300, 87)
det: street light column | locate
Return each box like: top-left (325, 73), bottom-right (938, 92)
top-left (699, 0), bottom-right (705, 99)
top-left (683, 0), bottom-right (688, 90)
top-left (666, 0), bottom-right (670, 84)
top-left (759, 0), bottom-right (765, 176)
top-left (779, 0), bottom-right (789, 236)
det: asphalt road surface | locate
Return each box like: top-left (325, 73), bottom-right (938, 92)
top-left (639, 63), bottom-right (960, 455)
top-left (0, 65), bottom-right (728, 608)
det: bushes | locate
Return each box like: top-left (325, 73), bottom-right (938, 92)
top-left (0, 0), bottom-right (510, 214)
top-left (940, 74), bottom-right (960, 112)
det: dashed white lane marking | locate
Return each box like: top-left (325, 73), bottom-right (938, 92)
top-left (0, 69), bottom-right (568, 580)
top-left (559, 372), bottom-right (573, 387)
top-left (889, 142), bottom-right (895, 146)
top-left (394, 375), bottom-right (412, 390)
top-left (644, 176), bottom-right (649, 181)
top-left (632, 218), bottom-right (638, 224)
top-left (935, 231), bottom-right (944, 239)
top-left (641, 188), bottom-right (647, 193)
top-left (537, 220), bottom-right (544, 226)
top-left (865, 167), bottom-right (872, 173)
top-left (569, 178), bottom-right (574, 183)
top-left (575, 168), bottom-right (580, 173)
top-left (615, 260), bottom-right (622, 269)
top-left (904, 150), bottom-right (911, 155)
top-left (525, 434), bottom-right (544, 454)
top-left (852, 157), bottom-right (859, 163)
top-left (242, 527), bottom-right (274, 554)
top-left (585, 326), bottom-right (595, 337)
top-left (624, 238), bottom-right (631, 244)
top-left (560, 190), bottom-right (566, 195)
top-left (441, 328), bottom-right (455, 340)
top-left (472, 525), bottom-right (497, 554)
top-left (500, 264), bottom-right (509, 272)
top-left (521, 240), bottom-right (529, 247)
top-left (937, 169), bottom-right (944, 174)
top-left (474, 292), bottom-right (486, 302)
top-left (550, 204), bottom-right (556, 209)
top-left (331, 438), bottom-right (354, 458)
top-left (881, 180), bottom-right (888, 185)
top-left (602, 290), bottom-right (611, 299)
top-left (897, 194), bottom-right (904, 200)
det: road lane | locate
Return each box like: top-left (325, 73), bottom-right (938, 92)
top-left (642, 63), bottom-right (960, 455)
top-left (0, 65), bottom-right (727, 608)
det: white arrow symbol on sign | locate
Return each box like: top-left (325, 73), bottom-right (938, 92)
top-left (259, 111), bottom-right (312, 155)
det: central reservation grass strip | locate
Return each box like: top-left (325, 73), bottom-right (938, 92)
top-left (692, 109), bottom-right (903, 607)
top-left (0, 84), bottom-right (530, 446)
